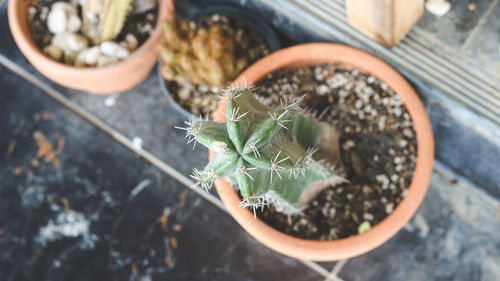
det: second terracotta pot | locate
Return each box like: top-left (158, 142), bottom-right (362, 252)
top-left (211, 43), bottom-right (434, 261)
top-left (8, 0), bottom-right (172, 94)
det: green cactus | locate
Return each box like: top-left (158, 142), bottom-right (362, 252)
top-left (160, 13), bottom-right (250, 88)
top-left (178, 83), bottom-right (344, 216)
top-left (82, 0), bottom-right (133, 44)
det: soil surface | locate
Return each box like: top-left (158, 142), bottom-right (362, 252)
top-left (251, 64), bottom-right (418, 240)
top-left (165, 14), bottom-right (271, 119)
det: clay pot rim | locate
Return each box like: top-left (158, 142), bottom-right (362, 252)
top-left (211, 43), bottom-right (434, 261)
top-left (8, 0), bottom-right (169, 74)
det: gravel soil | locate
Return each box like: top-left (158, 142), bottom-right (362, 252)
top-left (252, 64), bottom-right (418, 240)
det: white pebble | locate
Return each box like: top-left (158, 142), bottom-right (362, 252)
top-left (97, 55), bottom-right (119, 67)
top-left (425, 0), bottom-right (451, 16)
top-left (100, 41), bottom-right (130, 59)
top-left (40, 7), bottom-right (49, 21)
top-left (43, 45), bottom-right (63, 60)
top-left (326, 74), bottom-right (348, 88)
top-left (343, 140), bottom-right (355, 150)
top-left (398, 139), bottom-right (408, 147)
top-left (104, 95), bottom-right (118, 107)
top-left (123, 34), bottom-right (138, 50)
top-left (378, 116), bottom-right (387, 130)
top-left (178, 87), bottom-right (190, 99)
top-left (366, 76), bottom-right (376, 84)
top-left (393, 107), bottom-right (403, 117)
top-left (363, 213), bottom-right (374, 220)
top-left (132, 137), bottom-right (143, 150)
top-left (394, 156), bottom-right (405, 164)
top-left (328, 208), bottom-right (336, 218)
top-left (84, 46), bottom-right (101, 66)
top-left (47, 8), bottom-right (67, 34)
top-left (402, 128), bottom-right (414, 138)
top-left (354, 99), bottom-right (363, 109)
top-left (74, 49), bottom-right (88, 67)
top-left (391, 174), bottom-right (399, 182)
top-left (66, 14), bottom-right (81, 33)
top-left (376, 174), bottom-right (390, 189)
top-left (51, 2), bottom-right (78, 14)
top-left (52, 32), bottom-right (87, 52)
top-left (28, 7), bottom-right (37, 20)
top-left (67, 34), bottom-right (88, 52)
top-left (63, 51), bottom-right (77, 64)
top-left (385, 203), bottom-right (394, 214)
top-left (51, 32), bottom-right (70, 49)
top-left (317, 85), bottom-right (330, 95)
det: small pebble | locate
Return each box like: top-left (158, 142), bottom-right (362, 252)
top-left (390, 174), bottom-right (399, 182)
top-left (100, 41), bottom-right (130, 59)
top-left (43, 45), bottom-right (63, 60)
top-left (84, 46), bottom-right (101, 66)
top-left (426, 0), bottom-right (451, 16)
top-left (363, 213), bottom-right (374, 220)
top-left (40, 7), bottom-right (49, 21)
top-left (97, 55), bottom-right (119, 67)
top-left (104, 95), bottom-right (118, 107)
top-left (402, 128), bottom-right (414, 138)
top-left (47, 8), bottom-right (67, 34)
top-left (317, 84), bottom-right (330, 95)
top-left (67, 34), bottom-right (88, 52)
top-left (393, 107), bottom-right (402, 117)
top-left (121, 34), bottom-right (139, 51)
top-left (28, 6), bottom-right (37, 19)
top-left (366, 75), bottom-right (376, 84)
top-left (132, 137), bottom-right (144, 150)
top-left (66, 14), bottom-right (81, 33)
top-left (342, 140), bottom-right (355, 150)
top-left (398, 139), bottom-right (408, 147)
top-left (385, 203), bottom-right (394, 214)
top-left (354, 99), bottom-right (363, 109)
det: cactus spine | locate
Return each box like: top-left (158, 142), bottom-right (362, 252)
top-left (178, 83), bottom-right (343, 216)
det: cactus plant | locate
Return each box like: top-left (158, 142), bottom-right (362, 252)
top-left (160, 13), bottom-right (250, 88)
top-left (81, 0), bottom-right (133, 44)
top-left (178, 83), bottom-right (344, 216)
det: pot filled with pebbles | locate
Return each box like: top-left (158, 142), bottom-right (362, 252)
top-left (8, 0), bottom-right (172, 94)
top-left (158, 6), bottom-right (280, 119)
top-left (178, 43), bottom-right (434, 261)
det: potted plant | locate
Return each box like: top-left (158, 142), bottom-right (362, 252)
top-left (158, 6), bottom-right (280, 119)
top-left (8, 0), bottom-right (172, 94)
top-left (178, 43), bottom-right (434, 261)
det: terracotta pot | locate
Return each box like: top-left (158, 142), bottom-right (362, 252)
top-left (8, 0), bottom-right (173, 94)
top-left (211, 43), bottom-right (434, 261)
